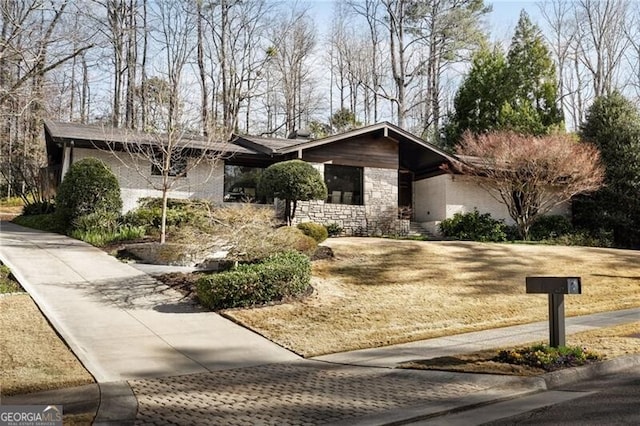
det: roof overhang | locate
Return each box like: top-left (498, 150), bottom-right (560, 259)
top-left (278, 122), bottom-right (458, 177)
top-left (44, 121), bottom-right (260, 158)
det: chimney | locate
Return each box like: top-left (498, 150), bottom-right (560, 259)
top-left (287, 129), bottom-right (312, 140)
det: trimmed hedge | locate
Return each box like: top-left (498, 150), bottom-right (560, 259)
top-left (196, 251), bottom-right (311, 310)
top-left (439, 210), bottom-right (508, 242)
top-left (56, 158), bottom-right (122, 227)
top-left (296, 222), bottom-right (328, 243)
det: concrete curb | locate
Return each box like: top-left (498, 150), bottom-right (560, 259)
top-left (542, 353), bottom-right (640, 389)
top-left (382, 353), bottom-right (640, 425)
top-left (0, 384), bottom-right (100, 416)
top-left (93, 381), bottom-right (138, 426)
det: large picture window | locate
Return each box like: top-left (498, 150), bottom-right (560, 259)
top-left (224, 164), bottom-right (265, 203)
top-left (324, 164), bottom-right (363, 205)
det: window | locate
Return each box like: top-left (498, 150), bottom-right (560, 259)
top-left (324, 164), bottom-right (363, 205)
top-left (151, 154), bottom-right (187, 177)
top-left (224, 164), bottom-right (265, 203)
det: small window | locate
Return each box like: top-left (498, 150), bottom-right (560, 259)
top-left (324, 164), bottom-right (363, 205)
top-left (224, 164), bottom-right (265, 203)
top-left (151, 154), bottom-right (187, 177)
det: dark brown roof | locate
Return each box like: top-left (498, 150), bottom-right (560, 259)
top-left (231, 134), bottom-right (310, 155)
top-left (44, 121), bottom-right (256, 155)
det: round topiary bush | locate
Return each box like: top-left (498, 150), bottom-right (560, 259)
top-left (297, 222), bottom-right (328, 243)
top-left (56, 158), bottom-right (122, 228)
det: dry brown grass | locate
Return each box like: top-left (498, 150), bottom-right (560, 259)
top-left (0, 294), bottom-right (94, 396)
top-left (399, 321), bottom-right (640, 376)
top-left (227, 238), bottom-right (640, 357)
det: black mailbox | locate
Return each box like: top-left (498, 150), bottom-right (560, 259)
top-left (526, 276), bottom-right (581, 295)
top-left (526, 276), bottom-right (582, 347)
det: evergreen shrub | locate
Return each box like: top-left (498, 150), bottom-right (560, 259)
top-left (196, 251), bottom-right (311, 310)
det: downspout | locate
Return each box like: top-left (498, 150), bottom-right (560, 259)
top-left (60, 141), bottom-right (74, 182)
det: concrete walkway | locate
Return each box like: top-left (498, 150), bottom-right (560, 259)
top-left (1, 221), bottom-right (638, 425)
top-left (0, 221), bottom-right (298, 383)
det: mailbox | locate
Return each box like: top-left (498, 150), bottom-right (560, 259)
top-left (526, 276), bottom-right (581, 295)
top-left (526, 276), bottom-right (582, 347)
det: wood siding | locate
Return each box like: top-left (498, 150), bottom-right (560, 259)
top-left (302, 136), bottom-right (398, 169)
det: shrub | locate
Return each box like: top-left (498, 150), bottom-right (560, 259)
top-left (73, 210), bottom-right (120, 234)
top-left (495, 344), bottom-right (601, 372)
top-left (297, 222), bottom-right (328, 243)
top-left (439, 210), bottom-right (507, 242)
top-left (273, 226), bottom-right (317, 257)
top-left (325, 222), bottom-right (343, 237)
top-left (124, 198), bottom-right (210, 232)
top-left (56, 158), bottom-right (122, 228)
top-left (70, 210), bottom-right (146, 247)
top-left (196, 251), bottom-right (311, 310)
top-left (208, 204), bottom-right (317, 261)
top-left (529, 215), bottom-right (573, 241)
top-left (22, 200), bottom-right (55, 216)
top-left (70, 225), bottom-right (145, 247)
top-left (546, 230), bottom-right (614, 248)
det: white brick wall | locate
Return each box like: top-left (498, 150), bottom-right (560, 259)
top-left (73, 148), bottom-right (224, 212)
top-left (414, 173), bottom-right (570, 234)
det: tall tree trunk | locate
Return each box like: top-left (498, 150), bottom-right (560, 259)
top-left (196, 1), bottom-right (209, 137)
top-left (125, 0), bottom-right (137, 129)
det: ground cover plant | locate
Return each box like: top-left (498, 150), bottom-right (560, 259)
top-left (0, 264), bottom-right (22, 294)
top-left (226, 238), bottom-right (640, 357)
top-left (495, 344), bottom-right (601, 371)
top-left (398, 321), bottom-right (639, 376)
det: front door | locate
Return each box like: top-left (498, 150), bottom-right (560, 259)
top-left (398, 170), bottom-right (413, 218)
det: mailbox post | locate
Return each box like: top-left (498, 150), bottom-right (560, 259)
top-left (525, 277), bottom-right (581, 347)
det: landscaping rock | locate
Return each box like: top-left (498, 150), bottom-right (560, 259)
top-left (125, 242), bottom-right (209, 266)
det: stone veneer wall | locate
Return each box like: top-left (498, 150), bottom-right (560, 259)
top-left (294, 165), bottom-right (409, 236)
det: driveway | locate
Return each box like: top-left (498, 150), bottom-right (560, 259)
top-left (0, 222), bottom-right (298, 382)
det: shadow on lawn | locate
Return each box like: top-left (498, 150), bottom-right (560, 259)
top-left (325, 239), bottom-right (640, 296)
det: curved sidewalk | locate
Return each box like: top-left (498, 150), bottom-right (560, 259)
top-left (0, 221), bottom-right (299, 383)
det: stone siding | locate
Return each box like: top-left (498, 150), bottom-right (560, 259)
top-left (295, 166), bottom-right (409, 236)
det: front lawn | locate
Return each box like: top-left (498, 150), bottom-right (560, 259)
top-left (226, 238), bottom-right (640, 357)
top-left (0, 294), bottom-right (94, 395)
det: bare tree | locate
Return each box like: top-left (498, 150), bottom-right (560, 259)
top-left (347, 0), bottom-right (383, 123)
top-left (103, 0), bottom-right (208, 243)
top-left (267, 8), bottom-right (317, 135)
top-left (574, 0), bottom-right (630, 98)
top-left (623, 2), bottom-right (640, 101)
top-left (195, 0), bottom-right (274, 137)
top-left (447, 131), bottom-right (605, 239)
top-left (0, 0), bottom-right (92, 200)
top-left (349, 0), bottom-right (489, 135)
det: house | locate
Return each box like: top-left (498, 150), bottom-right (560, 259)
top-left (43, 120), bottom-right (549, 236)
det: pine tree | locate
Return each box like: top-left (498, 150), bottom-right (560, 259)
top-left (443, 46), bottom-right (507, 148)
top-left (501, 11), bottom-right (563, 135)
top-left (443, 10), bottom-right (563, 148)
top-left (574, 92), bottom-right (640, 248)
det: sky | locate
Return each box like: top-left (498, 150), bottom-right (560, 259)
top-left (487, 1), bottom-right (542, 42)
top-left (308, 0), bottom-right (544, 43)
